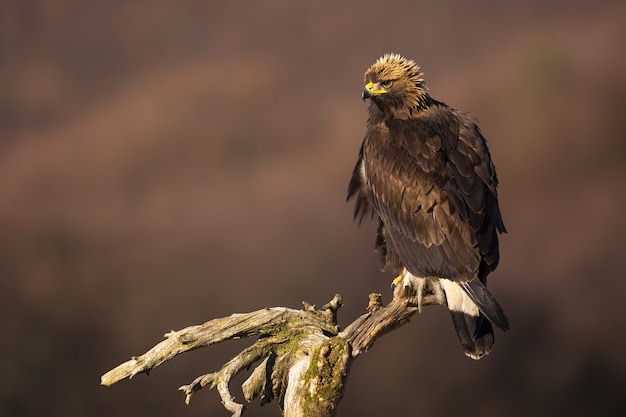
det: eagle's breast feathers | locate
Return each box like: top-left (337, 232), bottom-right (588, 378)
top-left (353, 105), bottom-right (504, 282)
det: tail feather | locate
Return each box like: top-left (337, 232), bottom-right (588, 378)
top-left (459, 279), bottom-right (510, 331)
top-left (401, 273), bottom-right (508, 359)
top-left (449, 311), bottom-right (494, 360)
top-left (440, 278), bottom-right (507, 360)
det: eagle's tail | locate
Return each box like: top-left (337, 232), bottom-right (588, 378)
top-left (440, 279), bottom-right (509, 360)
top-left (459, 279), bottom-right (510, 331)
top-left (449, 309), bottom-right (494, 360)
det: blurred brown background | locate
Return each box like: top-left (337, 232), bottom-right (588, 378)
top-left (2, 1), bottom-right (625, 416)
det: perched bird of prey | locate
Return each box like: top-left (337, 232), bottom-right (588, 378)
top-left (348, 53), bottom-right (509, 359)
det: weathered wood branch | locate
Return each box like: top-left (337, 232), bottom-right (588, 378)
top-left (101, 277), bottom-right (446, 417)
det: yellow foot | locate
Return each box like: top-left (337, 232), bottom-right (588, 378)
top-left (391, 273), bottom-right (404, 289)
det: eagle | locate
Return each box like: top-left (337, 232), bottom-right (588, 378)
top-left (348, 53), bottom-right (509, 359)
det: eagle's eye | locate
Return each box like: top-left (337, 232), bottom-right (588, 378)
top-left (381, 80), bottom-right (393, 89)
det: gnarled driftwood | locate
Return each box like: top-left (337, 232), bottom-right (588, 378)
top-left (101, 276), bottom-right (446, 417)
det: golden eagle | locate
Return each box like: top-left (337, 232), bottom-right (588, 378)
top-left (348, 53), bottom-right (509, 359)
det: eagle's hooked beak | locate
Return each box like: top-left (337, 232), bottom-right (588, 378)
top-left (362, 82), bottom-right (386, 101)
top-left (361, 86), bottom-right (371, 101)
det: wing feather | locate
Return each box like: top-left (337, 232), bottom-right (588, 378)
top-left (360, 105), bottom-right (504, 281)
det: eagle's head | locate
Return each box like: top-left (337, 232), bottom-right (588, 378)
top-left (362, 53), bottom-right (430, 119)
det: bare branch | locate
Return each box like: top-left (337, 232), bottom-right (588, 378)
top-left (101, 308), bottom-right (297, 386)
top-left (341, 278), bottom-right (445, 356)
top-left (102, 278), bottom-right (443, 416)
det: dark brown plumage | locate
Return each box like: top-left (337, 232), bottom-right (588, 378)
top-left (348, 53), bottom-right (508, 359)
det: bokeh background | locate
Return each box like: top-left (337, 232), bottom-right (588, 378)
top-left (2, 1), bottom-right (625, 416)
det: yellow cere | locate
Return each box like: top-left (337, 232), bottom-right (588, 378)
top-left (364, 81), bottom-right (387, 96)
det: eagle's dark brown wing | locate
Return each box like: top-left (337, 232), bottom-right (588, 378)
top-left (360, 105), bottom-right (505, 282)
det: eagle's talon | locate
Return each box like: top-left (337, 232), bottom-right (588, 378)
top-left (390, 273), bottom-right (404, 289)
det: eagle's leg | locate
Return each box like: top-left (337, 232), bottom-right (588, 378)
top-left (392, 269), bottom-right (446, 312)
top-left (392, 269), bottom-right (426, 312)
